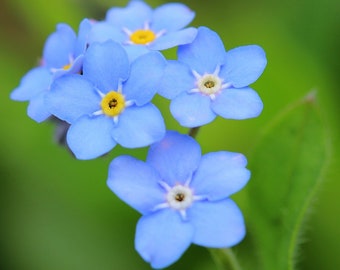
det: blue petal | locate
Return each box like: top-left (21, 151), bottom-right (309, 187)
top-left (83, 41), bottom-right (130, 93)
top-left (67, 115), bottom-right (116, 160)
top-left (189, 199), bottom-right (245, 247)
top-left (45, 74), bottom-right (100, 123)
top-left (211, 87), bottom-right (263, 119)
top-left (10, 67), bottom-right (51, 101)
top-left (112, 103), bottom-right (165, 148)
top-left (151, 3), bottom-right (195, 32)
top-left (74, 19), bottom-right (94, 57)
top-left (157, 60), bottom-right (193, 99)
top-left (105, 0), bottom-right (152, 30)
top-left (220, 45), bottom-right (267, 88)
top-left (177, 27), bottom-right (226, 74)
top-left (135, 209), bottom-right (194, 269)
top-left (146, 131), bottom-right (201, 186)
top-left (27, 91), bottom-right (51, 123)
top-left (43, 23), bottom-right (76, 68)
top-left (74, 19), bottom-right (93, 57)
top-left (149, 27), bottom-right (198, 51)
top-left (191, 152), bottom-right (250, 200)
top-left (123, 51), bottom-right (166, 106)
top-left (52, 54), bottom-right (84, 80)
top-left (123, 45), bottom-right (151, 62)
top-left (170, 92), bottom-right (216, 127)
top-left (107, 155), bottom-right (165, 215)
top-left (88, 22), bottom-right (126, 44)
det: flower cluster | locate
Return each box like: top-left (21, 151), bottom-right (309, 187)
top-left (11, 0), bottom-right (266, 268)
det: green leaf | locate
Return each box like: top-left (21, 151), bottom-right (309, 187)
top-left (236, 91), bottom-right (330, 270)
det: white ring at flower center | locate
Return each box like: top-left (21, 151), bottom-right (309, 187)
top-left (166, 185), bottom-right (194, 210)
top-left (197, 74), bottom-right (223, 95)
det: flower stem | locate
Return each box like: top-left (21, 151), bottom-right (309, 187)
top-left (188, 126), bottom-right (200, 138)
top-left (209, 248), bottom-right (243, 270)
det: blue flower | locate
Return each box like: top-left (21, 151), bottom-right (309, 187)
top-left (45, 40), bottom-right (167, 160)
top-left (88, 0), bottom-right (197, 60)
top-left (107, 131), bottom-right (250, 269)
top-left (10, 19), bottom-right (92, 122)
top-left (158, 26), bottom-right (267, 127)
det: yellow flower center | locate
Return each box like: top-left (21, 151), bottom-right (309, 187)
top-left (62, 63), bottom-right (71, 70)
top-left (130, 29), bottom-right (156, 45)
top-left (101, 91), bottom-right (125, 117)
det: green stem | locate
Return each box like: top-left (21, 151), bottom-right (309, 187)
top-left (188, 126), bottom-right (201, 138)
top-left (209, 248), bottom-right (243, 270)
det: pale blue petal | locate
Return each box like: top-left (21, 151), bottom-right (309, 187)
top-left (45, 74), bottom-right (100, 123)
top-left (123, 45), bottom-right (151, 62)
top-left (106, 1), bottom-right (152, 30)
top-left (157, 60), bottom-right (194, 99)
top-left (107, 155), bottom-right (164, 215)
top-left (135, 209), bottom-right (194, 269)
top-left (123, 51), bottom-right (166, 105)
top-left (220, 45), bottom-right (267, 88)
top-left (67, 115), bottom-right (116, 160)
top-left (27, 91), bottom-right (51, 123)
top-left (152, 3), bottom-right (195, 32)
top-left (177, 27), bottom-right (226, 74)
top-left (149, 27), bottom-right (197, 51)
top-left (112, 103), bottom-right (165, 148)
top-left (83, 41), bottom-right (129, 93)
top-left (10, 67), bottom-right (51, 101)
top-left (146, 131), bottom-right (201, 186)
top-left (212, 87), bottom-right (263, 119)
top-left (43, 23), bottom-right (76, 68)
top-left (88, 22), bottom-right (126, 44)
top-left (68, 54), bottom-right (84, 74)
top-left (191, 152), bottom-right (250, 200)
top-left (74, 18), bottom-right (93, 56)
top-left (52, 54), bottom-right (84, 80)
top-left (170, 92), bottom-right (216, 127)
top-left (189, 199), bottom-right (245, 247)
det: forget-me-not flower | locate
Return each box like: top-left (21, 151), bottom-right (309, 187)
top-left (107, 131), bottom-right (250, 269)
top-left (88, 0), bottom-right (197, 60)
top-left (45, 40), bottom-right (167, 160)
top-left (10, 19), bottom-right (92, 122)
top-left (158, 26), bottom-right (267, 127)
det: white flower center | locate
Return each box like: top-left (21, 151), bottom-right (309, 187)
top-left (189, 66), bottom-right (231, 100)
top-left (166, 185), bottom-right (194, 210)
top-left (197, 74), bottom-right (223, 95)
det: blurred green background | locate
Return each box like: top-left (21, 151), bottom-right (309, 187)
top-left (1, 0), bottom-right (339, 269)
